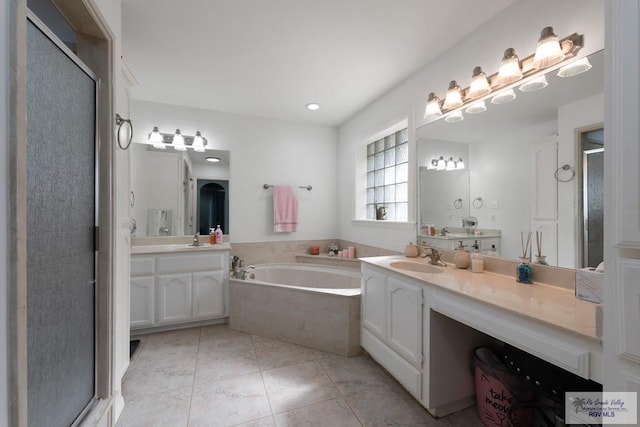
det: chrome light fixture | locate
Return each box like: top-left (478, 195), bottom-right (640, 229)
top-left (467, 66), bottom-right (491, 99)
top-left (532, 26), bottom-right (564, 69)
top-left (423, 27), bottom-right (583, 124)
top-left (430, 156), bottom-right (465, 171)
top-left (424, 92), bottom-right (443, 118)
top-left (495, 48), bottom-right (523, 85)
top-left (146, 127), bottom-right (209, 151)
top-left (557, 57), bottom-right (592, 78)
top-left (442, 80), bottom-right (464, 110)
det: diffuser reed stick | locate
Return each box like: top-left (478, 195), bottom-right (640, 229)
top-left (520, 231), bottom-right (532, 259)
top-left (536, 231), bottom-right (543, 257)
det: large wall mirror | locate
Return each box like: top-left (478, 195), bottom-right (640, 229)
top-left (130, 144), bottom-right (230, 237)
top-left (417, 50), bottom-right (604, 269)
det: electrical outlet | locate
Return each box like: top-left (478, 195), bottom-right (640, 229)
top-left (491, 214), bottom-right (496, 222)
top-left (490, 200), bottom-right (499, 209)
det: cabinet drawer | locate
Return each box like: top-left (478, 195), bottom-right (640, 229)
top-left (131, 256), bottom-right (155, 276)
top-left (157, 252), bottom-right (226, 274)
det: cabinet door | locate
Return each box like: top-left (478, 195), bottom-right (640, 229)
top-left (362, 268), bottom-right (387, 340)
top-left (387, 276), bottom-right (422, 367)
top-left (192, 270), bottom-right (225, 319)
top-left (157, 274), bottom-right (192, 324)
top-left (130, 276), bottom-right (155, 329)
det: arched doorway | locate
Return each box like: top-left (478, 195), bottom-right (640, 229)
top-left (197, 179), bottom-right (229, 236)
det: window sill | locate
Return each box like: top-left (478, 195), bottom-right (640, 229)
top-left (351, 219), bottom-right (416, 230)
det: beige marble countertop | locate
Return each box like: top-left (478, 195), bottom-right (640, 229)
top-left (131, 242), bottom-right (232, 255)
top-left (360, 255), bottom-right (600, 341)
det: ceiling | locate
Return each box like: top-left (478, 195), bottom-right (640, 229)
top-left (122, 0), bottom-right (515, 127)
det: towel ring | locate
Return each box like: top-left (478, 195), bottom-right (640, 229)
top-left (115, 113), bottom-right (133, 150)
top-left (554, 164), bottom-right (575, 182)
top-left (453, 198), bottom-right (463, 209)
top-left (472, 197), bottom-right (484, 209)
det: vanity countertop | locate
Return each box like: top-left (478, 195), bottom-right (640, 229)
top-left (131, 242), bottom-right (232, 255)
top-left (361, 255), bottom-right (600, 341)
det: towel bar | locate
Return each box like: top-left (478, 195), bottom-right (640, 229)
top-left (263, 184), bottom-right (312, 191)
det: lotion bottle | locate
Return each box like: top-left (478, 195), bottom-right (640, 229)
top-left (454, 241), bottom-right (471, 269)
top-left (209, 228), bottom-right (215, 244)
top-left (214, 225), bottom-right (223, 244)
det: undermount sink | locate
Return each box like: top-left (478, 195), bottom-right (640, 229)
top-left (389, 261), bottom-right (443, 274)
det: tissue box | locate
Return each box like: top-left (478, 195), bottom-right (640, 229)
top-left (576, 268), bottom-right (603, 303)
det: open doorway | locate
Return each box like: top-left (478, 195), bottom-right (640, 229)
top-left (197, 179), bottom-right (229, 236)
top-left (579, 128), bottom-right (604, 268)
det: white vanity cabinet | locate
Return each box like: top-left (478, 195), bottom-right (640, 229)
top-left (361, 264), bottom-right (423, 398)
top-left (130, 249), bottom-right (229, 331)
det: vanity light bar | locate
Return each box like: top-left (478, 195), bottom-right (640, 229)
top-left (424, 29), bottom-right (584, 121)
top-left (148, 128), bottom-right (208, 150)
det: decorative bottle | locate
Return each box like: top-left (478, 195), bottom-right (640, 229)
top-left (516, 258), bottom-right (533, 284)
top-left (454, 241), bottom-right (470, 269)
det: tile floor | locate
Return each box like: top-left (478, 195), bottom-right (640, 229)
top-left (117, 324), bottom-right (483, 427)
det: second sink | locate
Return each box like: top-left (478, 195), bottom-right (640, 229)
top-left (389, 261), bottom-right (443, 274)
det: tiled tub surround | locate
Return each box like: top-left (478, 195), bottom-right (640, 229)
top-left (230, 264), bottom-right (362, 356)
top-left (230, 239), bottom-right (399, 267)
top-left (360, 255), bottom-right (603, 417)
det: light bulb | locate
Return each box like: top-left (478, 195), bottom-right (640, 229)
top-left (436, 156), bottom-right (446, 171)
top-left (149, 126), bottom-right (165, 149)
top-left (172, 129), bottom-right (186, 151)
top-left (192, 131), bottom-right (206, 152)
top-left (424, 92), bottom-right (442, 118)
top-left (445, 157), bottom-right (456, 171)
top-left (456, 158), bottom-right (465, 170)
top-left (532, 26), bottom-right (564, 69)
top-left (442, 80), bottom-right (463, 110)
top-left (467, 66), bottom-right (491, 99)
top-left (496, 48), bottom-right (522, 85)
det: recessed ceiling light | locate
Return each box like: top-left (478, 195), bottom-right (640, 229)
top-left (205, 157), bottom-right (220, 163)
top-left (306, 103), bottom-right (320, 111)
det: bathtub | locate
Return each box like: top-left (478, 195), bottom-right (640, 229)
top-left (229, 263), bottom-right (362, 356)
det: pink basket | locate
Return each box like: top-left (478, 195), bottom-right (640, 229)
top-left (473, 347), bottom-right (533, 427)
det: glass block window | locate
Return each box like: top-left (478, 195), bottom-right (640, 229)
top-left (366, 128), bottom-right (409, 220)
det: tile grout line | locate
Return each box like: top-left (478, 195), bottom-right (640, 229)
top-left (251, 333), bottom-right (278, 424)
top-left (314, 351), bottom-right (365, 427)
top-left (184, 326), bottom-right (204, 427)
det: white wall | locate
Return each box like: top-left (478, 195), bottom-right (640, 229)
top-left (338, 0), bottom-right (604, 252)
top-left (1, 0), bottom-right (9, 423)
top-left (131, 100), bottom-right (339, 243)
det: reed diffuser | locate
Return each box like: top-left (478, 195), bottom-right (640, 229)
top-left (535, 231), bottom-right (548, 265)
top-left (517, 232), bottom-right (533, 284)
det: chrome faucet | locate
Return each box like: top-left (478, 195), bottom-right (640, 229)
top-left (191, 232), bottom-right (202, 246)
top-left (440, 227), bottom-right (449, 236)
top-left (239, 265), bottom-right (255, 280)
top-left (421, 247), bottom-right (445, 266)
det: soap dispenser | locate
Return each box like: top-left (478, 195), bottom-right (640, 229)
top-left (209, 228), bottom-right (215, 245)
top-left (454, 241), bottom-right (471, 269)
top-left (214, 225), bottom-right (223, 244)
top-left (404, 242), bottom-right (419, 258)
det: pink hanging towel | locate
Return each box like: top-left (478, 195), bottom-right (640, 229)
top-left (273, 185), bottom-right (298, 232)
